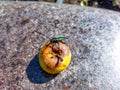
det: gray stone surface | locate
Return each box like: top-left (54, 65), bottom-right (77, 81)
top-left (0, 1), bottom-right (120, 90)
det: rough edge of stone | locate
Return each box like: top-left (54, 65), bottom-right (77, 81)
top-left (0, 1), bottom-right (120, 14)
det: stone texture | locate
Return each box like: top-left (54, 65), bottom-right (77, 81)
top-left (0, 1), bottom-right (120, 90)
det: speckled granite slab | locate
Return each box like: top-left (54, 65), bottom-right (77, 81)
top-left (0, 2), bottom-right (120, 90)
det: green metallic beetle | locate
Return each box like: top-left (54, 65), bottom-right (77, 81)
top-left (50, 37), bottom-right (66, 43)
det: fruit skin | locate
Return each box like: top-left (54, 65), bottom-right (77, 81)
top-left (38, 40), bottom-right (71, 74)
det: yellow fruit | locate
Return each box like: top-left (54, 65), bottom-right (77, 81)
top-left (38, 40), bottom-right (71, 74)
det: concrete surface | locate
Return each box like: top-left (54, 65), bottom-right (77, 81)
top-left (0, 1), bottom-right (120, 90)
